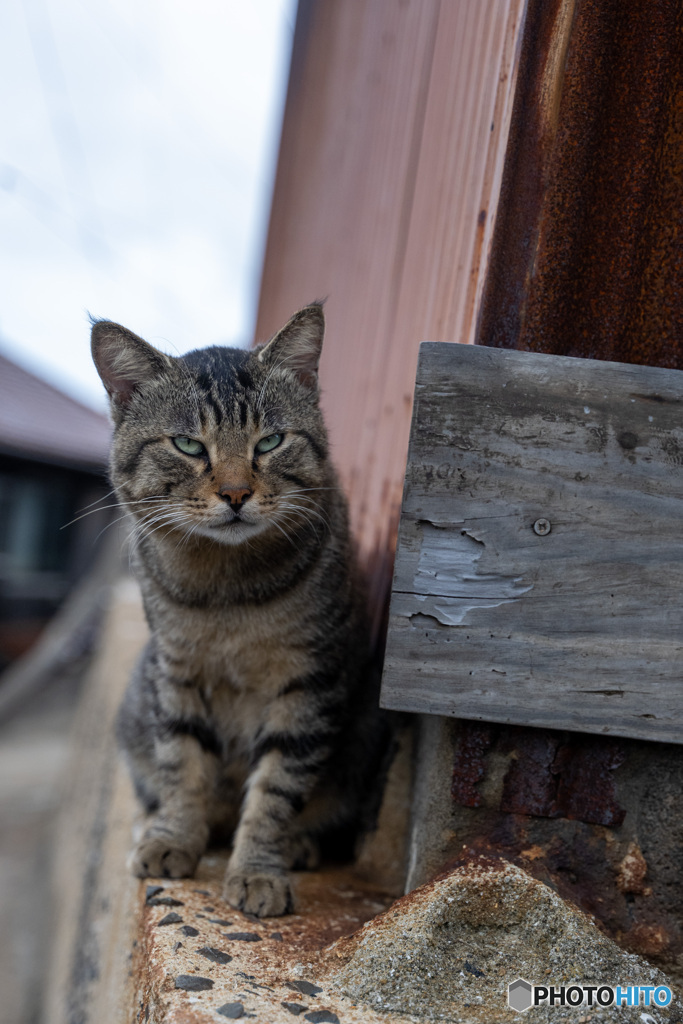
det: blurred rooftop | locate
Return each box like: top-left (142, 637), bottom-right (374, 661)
top-left (0, 350), bottom-right (110, 471)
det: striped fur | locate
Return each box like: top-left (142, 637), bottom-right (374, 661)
top-left (92, 305), bottom-right (388, 916)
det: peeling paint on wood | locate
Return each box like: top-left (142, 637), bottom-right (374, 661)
top-left (382, 341), bottom-right (683, 742)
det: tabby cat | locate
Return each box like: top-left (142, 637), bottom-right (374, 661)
top-left (92, 304), bottom-right (386, 917)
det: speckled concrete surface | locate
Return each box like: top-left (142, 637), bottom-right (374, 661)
top-left (325, 860), bottom-right (682, 1023)
top-left (133, 857), bottom-right (682, 1024)
top-left (133, 856), bottom-right (402, 1024)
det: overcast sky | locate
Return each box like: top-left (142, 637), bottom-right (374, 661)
top-left (0, 0), bottom-right (295, 410)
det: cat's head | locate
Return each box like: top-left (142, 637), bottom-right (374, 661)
top-left (91, 304), bottom-right (331, 548)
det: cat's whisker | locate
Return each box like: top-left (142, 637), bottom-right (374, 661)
top-left (162, 523), bottom-right (192, 552)
top-left (61, 494), bottom-right (188, 530)
top-left (61, 502), bottom-right (132, 529)
top-left (128, 508), bottom-right (179, 531)
top-left (281, 490), bottom-right (335, 520)
top-left (125, 499), bottom-right (189, 525)
top-left (177, 518), bottom-right (206, 552)
top-left (122, 502), bottom-right (220, 568)
top-left (277, 503), bottom-right (321, 530)
top-left (92, 508), bottom-right (141, 545)
top-left (282, 497), bottom-right (331, 523)
top-left (123, 497), bottom-right (187, 510)
top-left (267, 514), bottom-right (299, 549)
top-left (278, 500), bottom-right (330, 533)
top-left (270, 510), bottom-right (301, 532)
top-left (131, 517), bottom-right (193, 549)
top-left (281, 488), bottom-right (333, 504)
top-left (283, 487), bottom-right (336, 494)
top-left (127, 512), bottom-right (186, 546)
top-left (177, 527), bottom-right (197, 551)
top-left (282, 498), bottom-right (332, 518)
top-left (274, 505), bottom-right (321, 536)
top-left (272, 508), bottom-right (323, 543)
top-left (131, 509), bottom-right (193, 539)
top-left (73, 486), bottom-right (119, 514)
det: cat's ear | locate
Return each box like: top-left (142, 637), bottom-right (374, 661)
top-left (257, 303), bottom-right (324, 387)
top-left (91, 320), bottom-right (173, 406)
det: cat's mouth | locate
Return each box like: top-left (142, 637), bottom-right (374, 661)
top-left (205, 510), bottom-right (264, 537)
top-left (212, 512), bottom-right (249, 527)
top-left (200, 515), bottom-right (270, 547)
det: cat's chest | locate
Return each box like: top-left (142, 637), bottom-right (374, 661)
top-left (151, 592), bottom-right (314, 697)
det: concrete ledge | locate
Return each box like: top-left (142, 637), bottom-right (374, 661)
top-left (44, 579), bottom-right (149, 1024)
top-left (133, 860), bottom-right (395, 1023)
top-left (42, 579), bottom-right (682, 1024)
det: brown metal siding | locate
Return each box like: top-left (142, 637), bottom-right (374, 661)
top-left (255, 0), bottom-right (527, 616)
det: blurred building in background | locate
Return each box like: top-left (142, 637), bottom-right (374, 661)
top-left (0, 351), bottom-right (110, 667)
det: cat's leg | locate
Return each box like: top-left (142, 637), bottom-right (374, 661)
top-left (119, 647), bottom-right (220, 878)
top-left (125, 731), bottom-right (216, 878)
top-left (206, 758), bottom-right (248, 845)
top-left (223, 681), bottom-right (340, 916)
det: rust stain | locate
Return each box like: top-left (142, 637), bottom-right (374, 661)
top-left (451, 722), bottom-right (493, 807)
top-left (500, 729), bottom-right (561, 817)
top-left (625, 924), bottom-right (672, 959)
top-left (443, 733), bottom-right (683, 977)
top-left (422, 832), bottom-right (683, 977)
top-left (520, 844), bottom-right (546, 861)
top-left (454, 726), bottom-right (627, 828)
top-left (478, 0), bottom-right (683, 371)
top-left (552, 738), bottom-right (626, 827)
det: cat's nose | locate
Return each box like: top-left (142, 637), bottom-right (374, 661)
top-left (217, 484), bottom-right (253, 509)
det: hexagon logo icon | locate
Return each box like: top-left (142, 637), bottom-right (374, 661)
top-left (508, 978), bottom-right (533, 1012)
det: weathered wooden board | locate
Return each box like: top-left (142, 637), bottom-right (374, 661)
top-left (381, 342), bottom-right (683, 742)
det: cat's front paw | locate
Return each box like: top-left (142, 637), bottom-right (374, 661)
top-left (223, 869), bottom-right (293, 917)
top-left (128, 834), bottom-right (199, 879)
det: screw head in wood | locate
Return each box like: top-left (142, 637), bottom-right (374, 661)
top-left (533, 518), bottom-right (551, 536)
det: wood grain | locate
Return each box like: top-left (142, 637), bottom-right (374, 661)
top-left (381, 342), bottom-right (683, 742)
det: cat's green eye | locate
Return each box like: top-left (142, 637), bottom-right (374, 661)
top-left (255, 433), bottom-right (283, 454)
top-left (172, 436), bottom-right (206, 457)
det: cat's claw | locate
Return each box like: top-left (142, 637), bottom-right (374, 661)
top-left (128, 835), bottom-right (199, 878)
top-left (223, 870), bottom-right (293, 917)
